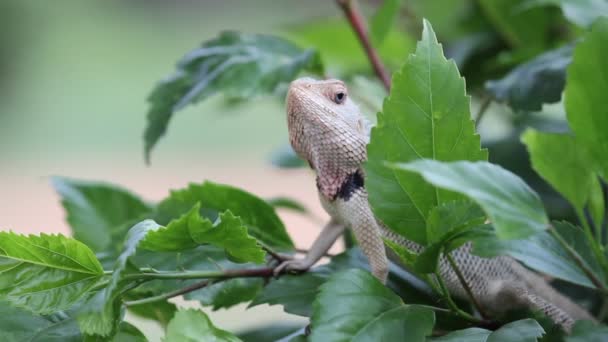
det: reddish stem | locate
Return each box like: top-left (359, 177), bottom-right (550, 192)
top-left (337, 0), bottom-right (391, 91)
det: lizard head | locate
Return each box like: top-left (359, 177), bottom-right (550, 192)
top-left (286, 77), bottom-right (368, 199)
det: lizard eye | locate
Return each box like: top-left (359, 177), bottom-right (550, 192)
top-left (334, 92), bottom-right (346, 104)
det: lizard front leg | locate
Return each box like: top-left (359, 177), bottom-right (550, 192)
top-left (274, 220), bottom-right (345, 276)
top-left (334, 188), bottom-right (389, 283)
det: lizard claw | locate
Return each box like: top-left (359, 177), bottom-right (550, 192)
top-left (273, 259), bottom-right (311, 277)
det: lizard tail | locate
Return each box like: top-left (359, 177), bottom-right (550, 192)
top-left (510, 261), bottom-right (597, 322)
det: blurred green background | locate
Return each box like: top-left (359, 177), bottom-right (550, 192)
top-left (0, 2), bottom-right (334, 339)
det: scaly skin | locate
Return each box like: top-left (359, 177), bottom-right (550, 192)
top-left (278, 77), bottom-right (595, 331)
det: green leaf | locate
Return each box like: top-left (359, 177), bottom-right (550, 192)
top-left (485, 45), bottom-right (572, 111)
top-left (0, 302), bottom-right (82, 342)
top-left (165, 309), bottom-right (242, 342)
top-left (126, 292), bottom-right (176, 328)
top-left (52, 177), bottom-right (152, 253)
top-left (522, 129), bottom-right (596, 212)
top-left (155, 181), bottom-right (293, 249)
top-left (252, 248), bottom-right (436, 317)
top-left (0, 232), bottom-right (104, 314)
top-left (366, 19), bottom-right (487, 245)
top-left (472, 221), bottom-right (605, 288)
top-left (237, 324), bottom-right (305, 342)
top-left (413, 243), bottom-right (443, 274)
top-left (478, 0), bottom-right (550, 49)
top-left (310, 269), bottom-right (434, 342)
top-left (398, 201), bottom-right (484, 274)
top-left (250, 250), bottom-right (367, 317)
top-left (487, 319), bottom-right (544, 342)
top-left (370, 0), bottom-right (403, 46)
top-left (524, 0), bottom-right (608, 27)
top-left (186, 278), bottom-right (263, 310)
top-left (432, 319), bottom-right (545, 342)
top-left (111, 322), bottom-right (147, 342)
top-left (384, 239), bottom-right (416, 268)
top-left (426, 201), bottom-right (485, 244)
top-left (566, 320), bottom-right (608, 342)
top-left (133, 246), bottom-right (263, 311)
top-left (431, 327), bottom-right (491, 341)
top-left (266, 196), bottom-right (309, 215)
top-left (393, 160), bottom-right (548, 239)
top-left (144, 31), bottom-right (323, 162)
top-left (191, 210), bottom-right (266, 263)
top-left (78, 220), bottom-right (160, 337)
top-left (588, 176), bottom-right (605, 229)
top-left (142, 203), bottom-right (265, 263)
top-left (566, 18), bottom-right (608, 179)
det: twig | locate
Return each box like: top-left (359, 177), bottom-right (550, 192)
top-left (575, 208), bottom-right (608, 272)
top-left (125, 280), bottom-right (214, 307)
top-left (123, 267), bottom-right (277, 281)
top-left (446, 252), bottom-right (488, 319)
top-left (549, 227), bottom-right (608, 294)
top-left (434, 273), bottom-right (484, 324)
top-left (336, 0), bottom-right (391, 91)
top-left (123, 266), bottom-right (280, 306)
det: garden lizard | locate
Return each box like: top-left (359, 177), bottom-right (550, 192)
top-left (277, 77), bottom-right (595, 330)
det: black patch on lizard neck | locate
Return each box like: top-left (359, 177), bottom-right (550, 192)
top-left (336, 169), bottom-right (364, 201)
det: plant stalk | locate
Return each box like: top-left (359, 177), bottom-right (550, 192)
top-left (549, 226), bottom-right (608, 294)
top-left (336, 0), bottom-right (391, 91)
top-left (434, 273), bottom-right (483, 324)
top-left (124, 267), bottom-right (276, 281)
top-left (125, 280), bottom-right (215, 307)
top-left (446, 252), bottom-right (488, 319)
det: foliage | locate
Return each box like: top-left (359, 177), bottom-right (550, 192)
top-left (365, 19), bottom-right (487, 245)
top-left (143, 31), bottom-right (323, 162)
top-left (485, 45), bottom-right (572, 111)
top-left (2, 1), bottom-right (608, 341)
top-left (165, 309), bottom-right (241, 342)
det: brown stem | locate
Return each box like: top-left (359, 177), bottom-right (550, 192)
top-left (125, 267), bottom-right (278, 307)
top-left (336, 0), bottom-right (391, 91)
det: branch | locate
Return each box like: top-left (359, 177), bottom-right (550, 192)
top-left (434, 272), bottom-right (484, 324)
top-left (123, 267), bottom-right (279, 306)
top-left (125, 267), bottom-right (277, 281)
top-left (336, 0), bottom-right (391, 91)
top-left (125, 280), bottom-right (214, 307)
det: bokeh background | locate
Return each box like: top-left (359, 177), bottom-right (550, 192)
top-left (0, 1), bottom-right (333, 339)
top-left (0, 0), bottom-right (581, 340)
